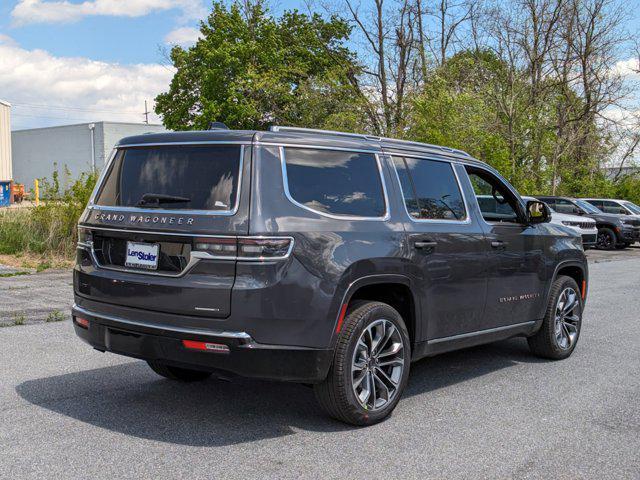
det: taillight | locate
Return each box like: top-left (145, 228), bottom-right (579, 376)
top-left (237, 237), bottom-right (292, 259)
top-left (77, 227), bottom-right (93, 246)
top-left (193, 237), bottom-right (237, 258)
top-left (192, 236), bottom-right (293, 260)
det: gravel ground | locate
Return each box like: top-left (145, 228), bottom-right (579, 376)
top-left (0, 254), bottom-right (638, 479)
top-left (0, 269), bottom-right (72, 326)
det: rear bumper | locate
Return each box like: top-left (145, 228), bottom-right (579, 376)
top-left (71, 304), bottom-right (333, 383)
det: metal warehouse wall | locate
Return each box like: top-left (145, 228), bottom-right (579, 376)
top-left (0, 100), bottom-right (12, 181)
top-left (11, 122), bottom-right (166, 189)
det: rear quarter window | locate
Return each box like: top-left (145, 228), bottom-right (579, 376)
top-left (283, 148), bottom-right (386, 218)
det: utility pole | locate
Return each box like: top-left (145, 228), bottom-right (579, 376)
top-left (143, 100), bottom-right (149, 124)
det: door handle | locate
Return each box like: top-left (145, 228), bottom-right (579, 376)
top-left (414, 240), bottom-right (437, 250)
top-left (491, 240), bottom-right (508, 249)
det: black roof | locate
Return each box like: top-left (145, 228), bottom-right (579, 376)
top-left (116, 126), bottom-right (488, 169)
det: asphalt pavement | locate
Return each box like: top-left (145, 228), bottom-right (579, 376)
top-left (0, 256), bottom-right (638, 479)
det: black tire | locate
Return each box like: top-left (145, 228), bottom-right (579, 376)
top-left (528, 276), bottom-right (583, 360)
top-left (147, 361), bottom-right (212, 382)
top-left (314, 301), bottom-right (411, 426)
top-left (596, 227), bottom-right (617, 250)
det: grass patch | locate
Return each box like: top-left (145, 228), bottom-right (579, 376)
top-left (12, 313), bottom-right (26, 326)
top-left (0, 168), bottom-right (96, 260)
top-left (0, 271), bottom-right (30, 278)
top-left (45, 310), bottom-right (66, 322)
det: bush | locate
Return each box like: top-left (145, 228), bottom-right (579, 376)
top-left (0, 169), bottom-right (97, 259)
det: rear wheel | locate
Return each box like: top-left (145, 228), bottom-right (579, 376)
top-left (596, 227), bottom-right (616, 250)
top-left (314, 301), bottom-right (410, 426)
top-left (147, 361), bottom-right (212, 382)
top-left (528, 276), bottom-right (583, 360)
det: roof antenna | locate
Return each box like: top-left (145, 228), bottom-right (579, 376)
top-left (208, 121), bottom-right (229, 130)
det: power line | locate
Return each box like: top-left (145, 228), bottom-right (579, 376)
top-left (11, 102), bottom-right (145, 115)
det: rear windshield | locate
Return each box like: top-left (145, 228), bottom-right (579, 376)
top-left (94, 145), bottom-right (242, 211)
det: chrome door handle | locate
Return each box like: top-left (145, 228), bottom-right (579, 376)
top-left (414, 241), bottom-right (437, 250)
top-left (491, 240), bottom-right (507, 249)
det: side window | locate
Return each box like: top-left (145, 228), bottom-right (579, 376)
top-left (588, 200), bottom-right (603, 210)
top-left (283, 148), bottom-right (386, 218)
top-left (555, 199), bottom-right (578, 214)
top-left (601, 200), bottom-right (626, 215)
top-left (465, 167), bottom-right (521, 223)
top-left (392, 156), bottom-right (466, 221)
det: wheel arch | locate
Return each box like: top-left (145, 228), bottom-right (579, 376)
top-left (550, 261), bottom-right (588, 304)
top-left (332, 274), bottom-right (420, 348)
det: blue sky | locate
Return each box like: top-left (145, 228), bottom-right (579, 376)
top-left (0, 0), bottom-right (637, 131)
top-left (0, 0), bottom-right (307, 129)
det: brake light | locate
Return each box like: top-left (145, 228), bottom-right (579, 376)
top-left (193, 237), bottom-right (237, 257)
top-left (193, 236), bottom-right (293, 260)
top-left (238, 237), bottom-right (292, 259)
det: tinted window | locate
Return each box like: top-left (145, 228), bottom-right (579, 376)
top-left (95, 145), bottom-right (241, 211)
top-left (392, 157), bottom-right (466, 220)
top-left (284, 148), bottom-right (386, 217)
top-left (555, 199), bottom-right (579, 214)
top-left (601, 200), bottom-right (626, 214)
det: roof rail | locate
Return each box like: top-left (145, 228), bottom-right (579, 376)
top-left (269, 125), bottom-right (470, 157)
top-left (269, 125), bottom-right (381, 141)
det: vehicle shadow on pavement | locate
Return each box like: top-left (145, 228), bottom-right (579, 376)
top-left (16, 338), bottom-right (543, 446)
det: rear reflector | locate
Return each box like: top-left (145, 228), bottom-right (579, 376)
top-left (582, 280), bottom-right (587, 299)
top-left (335, 303), bottom-right (349, 333)
top-left (182, 339), bottom-right (230, 353)
top-left (75, 317), bottom-right (90, 329)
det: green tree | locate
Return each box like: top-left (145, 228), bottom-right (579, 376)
top-left (155, 1), bottom-right (366, 131)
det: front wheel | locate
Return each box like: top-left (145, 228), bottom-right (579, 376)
top-left (596, 227), bottom-right (617, 250)
top-left (314, 301), bottom-right (411, 426)
top-left (528, 276), bottom-right (583, 360)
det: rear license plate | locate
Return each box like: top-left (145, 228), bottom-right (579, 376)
top-left (125, 242), bottom-right (159, 270)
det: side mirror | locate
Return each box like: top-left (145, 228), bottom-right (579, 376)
top-left (527, 200), bottom-right (551, 224)
top-left (572, 208), bottom-right (583, 215)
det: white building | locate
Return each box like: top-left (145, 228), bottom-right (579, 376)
top-left (11, 121), bottom-right (166, 189)
top-left (0, 100), bottom-right (12, 182)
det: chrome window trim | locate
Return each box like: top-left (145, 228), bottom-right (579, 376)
top-left (89, 144), bottom-right (246, 217)
top-left (78, 230), bottom-right (294, 278)
top-left (115, 140), bottom-right (252, 148)
top-left (279, 146), bottom-right (391, 221)
top-left (389, 154), bottom-right (471, 225)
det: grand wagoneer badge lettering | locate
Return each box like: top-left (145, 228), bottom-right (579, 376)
top-left (93, 212), bottom-right (194, 225)
top-left (499, 293), bottom-right (541, 303)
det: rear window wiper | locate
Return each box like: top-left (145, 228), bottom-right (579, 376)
top-left (136, 193), bottom-right (191, 207)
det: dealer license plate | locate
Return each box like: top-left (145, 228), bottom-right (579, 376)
top-left (125, 242), bottom-right (159, 270)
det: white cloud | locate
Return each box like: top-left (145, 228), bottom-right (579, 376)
top-left (11, 0), bottom-right (206, 26)
top-left (612, 57), bottom-right (640, 80)
top-left (164, 26), bottom-right (201, 46)
top-left (0, 35), bottom-right (174, 128)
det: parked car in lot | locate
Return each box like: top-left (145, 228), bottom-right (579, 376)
top-left (582, 198), bottom-right (640, 218)
top-left (537, 196), bottom-right (640, 250)
top-left (73, 126), bottom-right (588, 425)
top-left (521, 196), bottom-right (597, 248)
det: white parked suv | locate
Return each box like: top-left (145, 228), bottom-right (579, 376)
top-left (582, 198), bottom-right (640, 218)
top-left (524, 197), bottom-right (597, 248)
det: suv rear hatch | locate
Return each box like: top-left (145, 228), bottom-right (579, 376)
top-left (76, 142), bottom-right (250, 318)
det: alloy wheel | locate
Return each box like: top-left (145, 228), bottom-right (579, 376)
top-left (554, 287), bottom-right (581, 350)
top-left (597, 231), bottom-right (614, 249)
top-left (351, 319), bottom-right (405, 411)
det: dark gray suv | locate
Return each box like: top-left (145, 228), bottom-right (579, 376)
top-left (73, 126), bottom-right (588, 425)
